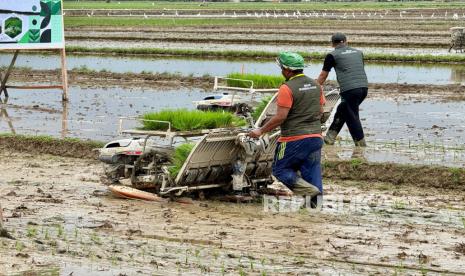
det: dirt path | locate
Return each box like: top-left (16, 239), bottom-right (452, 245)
top-left (1, 150), bottom-right (464, 275)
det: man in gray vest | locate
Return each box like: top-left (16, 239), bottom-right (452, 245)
top-left (317, 33), bottom-right (368, 147)
top-left (249, 52), bottom-right (325, 203)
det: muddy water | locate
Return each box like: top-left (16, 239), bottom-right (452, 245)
top-left (0, 86), bottom-right (464, 167)
top-left (3, 53), bottom-right (465, 85)
top-left (0, 86), bottom-right (205, 141)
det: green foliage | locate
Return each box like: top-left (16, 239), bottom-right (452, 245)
top-left (65, 46), bottom-right (465, 64)
top-left (350, 158), bottom-right (364, 169)
top-left (26, 226), bottom-right (38, 238)
top-left (252, 96), bottom-right (273, 121)
top-left (226, 73), bottom-right (284, 89)
top-left (169, 143), bottom-right (195, 178)
top-left (141, 109), bottom-right (246, 131)
top-left (0, 133), bottom-right (104, 148)
top-left (449, 167), bottom-right (464, 184)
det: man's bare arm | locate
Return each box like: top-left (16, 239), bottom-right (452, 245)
top-left (248, 106), bottom-right (290, 138)
top-left (317, 70), bottom-right (329, 86)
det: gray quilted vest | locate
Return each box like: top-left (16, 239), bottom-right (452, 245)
top-left (331, 45), bottom-right (368, 93)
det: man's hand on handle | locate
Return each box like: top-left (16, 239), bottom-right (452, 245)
top-left (248, 128), bottom-right (263, 138)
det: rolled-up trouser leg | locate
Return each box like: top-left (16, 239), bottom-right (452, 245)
top-left (293, 177), bottom-right (320, 197)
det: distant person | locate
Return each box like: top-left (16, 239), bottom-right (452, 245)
top-left (317, 33), bottom-right (368, 147)
top-left (249, 52), bottom-right (325, 203)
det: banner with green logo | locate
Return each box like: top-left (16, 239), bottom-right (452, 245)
top-left (0, 0), bottom-right (64, 49)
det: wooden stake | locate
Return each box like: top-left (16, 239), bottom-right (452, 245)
top-left (0, 203), bottom-right (3, 227)
top-left (61, 100), bottom-right (68, 138)
top-left (60, 48), bottom-right (69, 101)
top-left (0, 50), bottom-right (19, 99)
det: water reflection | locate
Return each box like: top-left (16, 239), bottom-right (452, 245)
top-left (0, 98), bottom-right (15, 134)
top-left (451, 67), bottom-right (465, 83)
top-left (2, 53), bottom-right (465, 85)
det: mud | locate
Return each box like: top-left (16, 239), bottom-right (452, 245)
top-left (5, 68), bottom-right (465, 100)
top-left (5, 54), bottom-right (465, 85)
top-left (1, 134), bottom-right (463, 191)
top-left (0, 149), bottom-right (464, 275)
top-left (66, 26), bottom-right (450, 38)
top-left (65, 33), bottom-right (449, 49)
top-left (0, 134), bottom-right (102, 160)
top-left (322, 158), bottom-right (465, 191)
top-left (66, 39), bottom-right (460, 57)
top-left (62, 17), bottom-right (460, 50)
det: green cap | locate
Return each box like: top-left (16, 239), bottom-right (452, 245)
top-left (276, 52), bottom-right (305, 70)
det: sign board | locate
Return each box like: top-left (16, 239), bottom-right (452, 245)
top-left (0, 0), bottom-right (64, 49)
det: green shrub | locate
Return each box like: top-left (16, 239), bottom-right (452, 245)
top-left (226, 73), bottom-right (284, 89)
top-left (141, 109), bottom-right (246, 131)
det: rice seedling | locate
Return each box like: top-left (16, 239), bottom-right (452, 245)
top-left (56, 224), bottom-right (64, 238)
top-left (141, 109), bottom-right (246, 131)
top-left (15, 240), bottom-right (24, 252)
top-left (26, 226), bottom-right (38, 238)
top-left (392, 199), bottom-right (407, 210)
top-left (226, 73), bottom-right (284, 89)
top-left (90, 231), bottom-right (101, 245)
top-left (169, 143), bottom-right (195, 178)
top-left (252, 96), bottom-right (273, 121)
top-left (66, 46), bottom-right (465, 64)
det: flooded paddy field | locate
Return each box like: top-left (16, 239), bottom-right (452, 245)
top-left (1, 3), bottom-right (464, 275)
top-left (3, 53), bottom-right (465, 85)
top-left (0, 84), bottom-right (463, 168)
top-left (0, 150), bottom-right (464, 275)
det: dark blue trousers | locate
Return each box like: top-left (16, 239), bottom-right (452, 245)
top-left (272, 137), bottom-right (323, 193)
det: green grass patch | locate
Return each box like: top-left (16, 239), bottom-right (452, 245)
top-left (0, 133), bottom-right (104, 148)
top-left (252, 96), bottom-right (273, 122)
top-left (141, 109), bottom-right (246, 131)
top-left (169, 143), bottom-right (195, 178)
top-left (64, 16), bottom-right (456, 31)
top-left (65, 46), bottom-right (465, 64)
top-left (226, 73), bottom-right (284, 89)
top-left (350, 158), bottom-right (365, 169)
